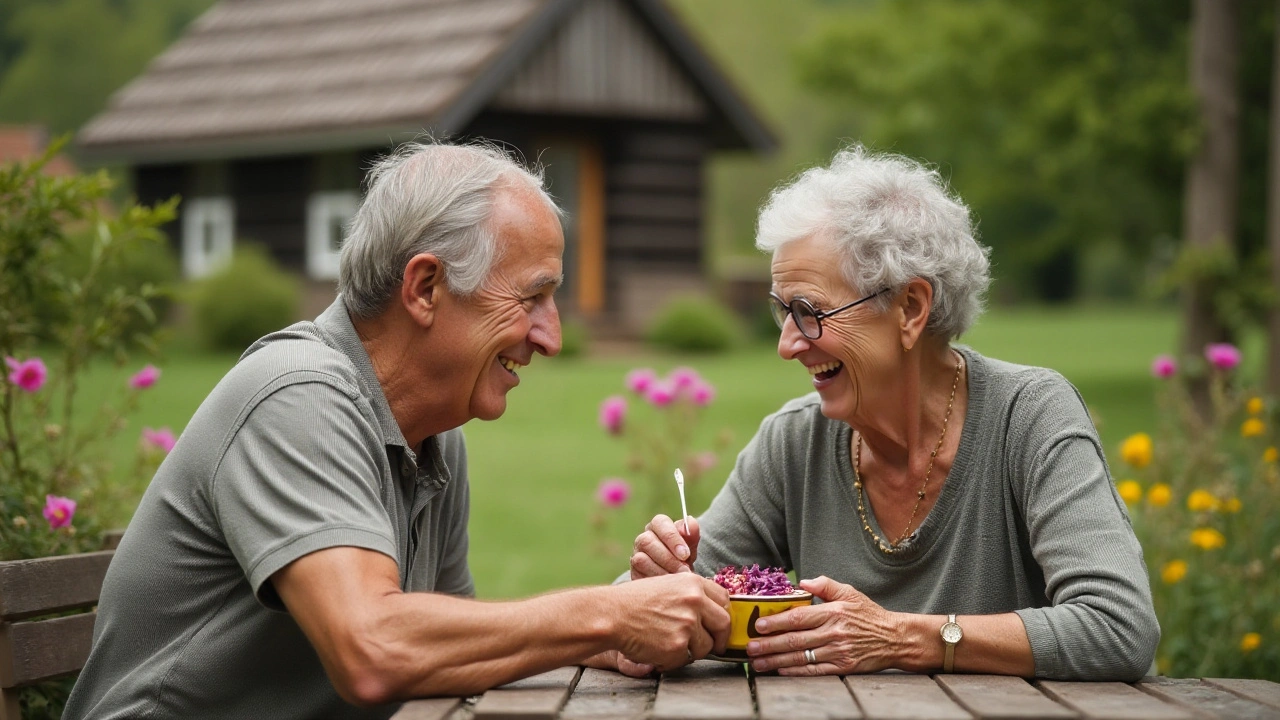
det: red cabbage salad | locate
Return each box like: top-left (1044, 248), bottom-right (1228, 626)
top-left (712, 565), bottom-right (798, 596)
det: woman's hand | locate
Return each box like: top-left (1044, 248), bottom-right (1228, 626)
top-left (745, 576), bottom-right (904, 675)
top-left (631, 514), bottom-right (701, 580)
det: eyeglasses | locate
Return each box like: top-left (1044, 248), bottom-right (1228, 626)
top-left (768, 288), bottom-right (888, 340)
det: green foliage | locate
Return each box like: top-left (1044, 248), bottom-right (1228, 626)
top-left (0, 141), bottom-right (177, 718)
top-left (558, 318), bottom-right (589, 359)
top-left (796, 0), bottom-right (1199, 302)
top-left (1153, 241), bottom-right (1278, 339)
top-left (189, 244), bottom-right (300, 352)
top-left (1115, 356), bottom-right (1279, 680)
top-left (0, 0), bottom-right (215, 134)
top-left (646, 296), bottom-right (743, 353)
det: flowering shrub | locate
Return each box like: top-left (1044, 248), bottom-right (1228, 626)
top-left (0, 139), bottom-right (177, 718)
top-left (590, 367), bottom-right (732, 554)
top-left (1113, 343), bottom-right (1278, 679)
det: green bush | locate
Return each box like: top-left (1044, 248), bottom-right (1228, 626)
top-left (558, 318), bottom-right (589, 358)
top-left (189, 244), bottom-right (300, 352)
top-left (646, 296), bottom-right (743, 353)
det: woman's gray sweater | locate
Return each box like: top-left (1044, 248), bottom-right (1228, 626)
top-left (693, 346), bottom-right (1159, 680)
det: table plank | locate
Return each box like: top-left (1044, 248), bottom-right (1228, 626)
top-left (1205, 678), bottom-right (1280, 711)
top-left (755, 675), bottom-right (862, 720)
top-left (1138, 677), bottom-right (1280, 720)
top-left (1038, 681), bottom-right (1195, 720)
top-left (935, 675), bottom-right (1077, 719)
top-left (560, 668), bottom-right (656, 720)
top-left (653, 660), bottom-right (753, 720)
top-left (391, 698), bottom-right (463, 720)
top-left (473, 667), bottom-right (581, 720)
top-left (844, 675), bottom-right (971, 720)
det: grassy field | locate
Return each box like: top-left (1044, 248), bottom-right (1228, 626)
top-left (84, 305), bottom-right (1183, 598)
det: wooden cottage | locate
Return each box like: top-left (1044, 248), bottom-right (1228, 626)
top-left (76, 0), bottom-right (775, 331)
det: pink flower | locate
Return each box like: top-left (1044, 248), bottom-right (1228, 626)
top-left (690, 381), bottom-right (715, 406)
top-left (599, 395), bottom-right (627, 435)
top-left (625, 368), bottom-right (658, 394)
top-left (142, 427), bottom-right (176, 453)
top-left (42, 494), bottom-right (76, 529)
top-left (668, 367), bottom-right (701, 390)
top-left (5, 356), bottom-right (47, 392)
top-left (128, 364), bottom-right (161, 389)
top-left (646, 380), bottom-right (676, 407)
top-left (596, 478), bottom-right (631, 508)
top-left (1204, 343), bottom-right (1241, 371)
top-left (1150, 355), bottom-right (1176, 379)
top-left (692, 451), bottom-right (718, 473)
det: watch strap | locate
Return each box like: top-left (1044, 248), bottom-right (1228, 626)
top-left (943, 613), bottom-right (957, 673)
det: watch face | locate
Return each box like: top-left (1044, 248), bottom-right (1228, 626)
top-left (941, 622), bottom-right (962, 643)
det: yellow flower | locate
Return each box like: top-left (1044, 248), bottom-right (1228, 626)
top-left (1190, 527), bottom-right (1227, 550)
top-left (1247, 397), bottom-right (1265, 415)
top-left (1120, 433), bottom-right (1153, 468)
top-left (1187, 489), bottom-right (1220, 512)
top-left (1224, 497), bottom-right (1242, 513)
top-left (1265, 447), bottom-right (1278, 464)
top-left (1147, 483), bottom-right (1172, 507)
top-left (1161, 560), bottom-right (1187, 584)
top-left (1116, 480), bottom-right (1143, 505)
top-left (1240, 633), bottom-right (1261, 653)
top-left (1242, 418), bottom-right (1266, 438)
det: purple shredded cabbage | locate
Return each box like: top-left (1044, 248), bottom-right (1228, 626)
top-left (712, 565), bottom-right (796, 596)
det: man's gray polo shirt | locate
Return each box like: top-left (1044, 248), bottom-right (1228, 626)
top-left (64, 298), bottom-right (474, 720)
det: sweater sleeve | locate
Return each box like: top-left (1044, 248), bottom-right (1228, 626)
top-left (1008, 373), bottom-right (1160, 681)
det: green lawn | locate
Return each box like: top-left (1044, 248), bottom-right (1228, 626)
top-left (88, 305), bottom-right (1182, 598)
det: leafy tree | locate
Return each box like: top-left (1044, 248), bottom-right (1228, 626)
top-left (796, 0), bottom-right (1200, 302)
top-left (0, 0), bottom-right (214, 135)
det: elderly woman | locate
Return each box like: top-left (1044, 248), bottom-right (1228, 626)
top-left (622, 146), bottom-right (1158, 681)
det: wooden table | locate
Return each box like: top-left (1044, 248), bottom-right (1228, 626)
top-left (390, 661), bottom-right (1280, 720)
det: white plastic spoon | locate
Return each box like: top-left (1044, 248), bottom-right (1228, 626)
top-left (674, 468), bottom-right (691, 534)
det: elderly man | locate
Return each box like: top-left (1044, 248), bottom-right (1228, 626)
top-left (65, 142), bottom-right (730, 720)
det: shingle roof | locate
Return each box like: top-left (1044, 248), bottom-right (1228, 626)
top-left (77, 0), bottom-right (774, 163)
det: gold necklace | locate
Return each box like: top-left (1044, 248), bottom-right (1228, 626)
top-left (853, 353), bottom-right (963, 554)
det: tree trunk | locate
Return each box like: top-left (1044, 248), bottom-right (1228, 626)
top-left (1182, 0), bottom-right (1240, 409)
top-left (1268, 0), bottom-right (1280, 394)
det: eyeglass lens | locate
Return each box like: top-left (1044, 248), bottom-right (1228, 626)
top-left (770, 298), bottom-right (821, 339)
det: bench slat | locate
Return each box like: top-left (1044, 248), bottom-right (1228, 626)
top-left (1138, 677), bottom-right (1280, 720)
top-left (389, 698), bottom-right (462, 720)
top-left (560, 668), bottom-right (655, 719)
top-left (0, 612), bottom-right (97, 687)
top-left (473, 666), bottom-right (580, 720)
top-left (653, 661), bottom-right (753, 720)
top-left (844, 675), bottom-right (972, 720)
top-left (1205, 678), bottom-right (1280, 711)
top-left (755, 674), bottom-right (862, 720)
top-left (1038, 681), bottom-right (1195, 720)
top-left (936, 675), bottom-right (1077, 719)
top-left (0, 551), bottom-right (113, 621)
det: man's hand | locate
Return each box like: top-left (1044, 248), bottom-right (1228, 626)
top-left (609, 573), bottom-right (730, 669)
top-left (583, 650), bottom-right (655, 678)
top-left (631, 514), bottom-right (701, 580)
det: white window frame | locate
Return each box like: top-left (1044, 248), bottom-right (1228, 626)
top-left (307, 191), bottom-right (359, 280)
top-left (182, 197), bottom-right (234, 278)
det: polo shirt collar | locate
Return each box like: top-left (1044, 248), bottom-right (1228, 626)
top-left (314, 296), bottom-right (412, 453)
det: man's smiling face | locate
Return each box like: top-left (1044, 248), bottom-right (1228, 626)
top-left (450, 180), bottom-right (564, 422)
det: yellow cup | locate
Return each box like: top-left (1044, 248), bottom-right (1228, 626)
top-left (717, 591), bottom-right (814, 661)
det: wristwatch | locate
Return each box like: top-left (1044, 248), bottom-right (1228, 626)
top-left (940, 614), bottom-right (963, 672)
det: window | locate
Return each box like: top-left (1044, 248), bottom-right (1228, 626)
top-left (307, 191), bottom-right (358, 280)
top-left (182, 197), bottom-right (234, 278)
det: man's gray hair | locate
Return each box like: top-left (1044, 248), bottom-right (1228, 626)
top-left (756, 145), bottom-right (991, 340)
top-left (339, 141), bottom-right (558, 319)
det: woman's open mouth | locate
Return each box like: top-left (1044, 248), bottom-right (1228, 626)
top-left (808, 361), bottom-right (843, 383)
top-left (498, 356), bottom-right (523, 378)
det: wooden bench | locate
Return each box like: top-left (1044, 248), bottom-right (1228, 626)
top-left (0, 531), bottom-right (122, 720)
